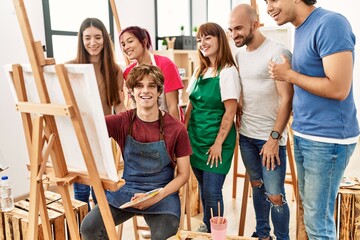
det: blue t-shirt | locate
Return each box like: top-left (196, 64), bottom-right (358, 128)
top-left (292, 7), bottom-right (359, 139)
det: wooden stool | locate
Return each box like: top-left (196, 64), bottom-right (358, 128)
top-left (233, 120), bottom-right (298, 236)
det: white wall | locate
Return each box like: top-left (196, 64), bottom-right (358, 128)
top-left (0, 0), bottom-right (359, 198)
top-left (0, 0), bottom-right (45, 198)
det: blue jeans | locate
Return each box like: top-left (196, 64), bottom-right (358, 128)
top-left (74, 183), bottom-right (97, 212)
top-left (294, 136), bottom-right (356, 239)
top-left (80, 204), bottom-right (179, 240)
top-left (192, 167), bottom-right (226, 232)
top-left (239, 134), bottom-right (290, 240)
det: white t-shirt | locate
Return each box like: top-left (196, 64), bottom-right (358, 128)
top-left (187, 65), bottom-right (241, 102)
top-left (235, 38), bottom-right (292, 146)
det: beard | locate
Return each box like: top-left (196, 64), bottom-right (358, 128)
top-left (234, 30), bottom-right (254, 48)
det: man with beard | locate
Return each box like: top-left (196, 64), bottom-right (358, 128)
top-left (228, 4), bottom-right (293, 240)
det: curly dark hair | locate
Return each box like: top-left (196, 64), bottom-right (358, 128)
top-left (126, 65), bottom-right (164, 104)
top-left (303, 0), bottom-right (317, 5)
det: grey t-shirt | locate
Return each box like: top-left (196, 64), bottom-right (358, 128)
top-left (235, 38), bottom-right (292, 146)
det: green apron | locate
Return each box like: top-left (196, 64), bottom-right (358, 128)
top-left (188, 72), bottom-right (236, 174)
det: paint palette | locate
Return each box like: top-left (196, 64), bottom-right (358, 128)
top-left (119, 188), bottom-right (163, 209)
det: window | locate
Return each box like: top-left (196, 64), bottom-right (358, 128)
top-left (156, 0), bottom-right (190, 37)
top-left (208, 0), bottom-right (231, 29)
top-left (154, 0), bottom-right (237, 50)
top-left (155, 0), bottom-right (191, 49)
top-left (42, 0), bottom-right (114, 63)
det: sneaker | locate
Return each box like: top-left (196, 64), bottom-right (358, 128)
top-left (251, 232), bottom-right (258, 237)
top-left (251, 232), bottom-right (273, 240)
top-left (197, 223), bottom-right (208, 233)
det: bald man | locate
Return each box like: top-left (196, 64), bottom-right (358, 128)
top-left (228, 4), bottom-right (293, 240)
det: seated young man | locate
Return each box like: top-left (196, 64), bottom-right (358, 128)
top-left (80, 64), bottom-right (192, 240)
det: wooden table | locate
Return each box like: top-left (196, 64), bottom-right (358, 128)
top-left (168, 230), bottom-right (257, 239)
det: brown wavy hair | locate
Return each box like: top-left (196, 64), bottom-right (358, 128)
top-left (195, 22), bottom-right (237, 78)
top-left (74, 18), bottom-right (121, 106)
top-left (126, 65), bottom-right (164, 104)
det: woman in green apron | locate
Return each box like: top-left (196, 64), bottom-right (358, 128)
top-left (184, 22), bottom-right (241, 232)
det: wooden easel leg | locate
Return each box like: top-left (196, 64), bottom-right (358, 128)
top-left (232, 138), bottom-right (239, 199)
top-left (39, 183), bottom-right (52, 239)
top-left (117, 223), bottom-right (124, 240)
top-left (179, 183), bottom-right (186, 230)
top-left (56, 185), bottom-right (81, 240)
top-left (28, 116), bottom-right (52, 239)
top-left (286, 137), bottom-right (297, 201)
top-left (92, 184), bottom-right (119, 239)
top-left (238, 172), bottom-right (250, 236)
top-left (132, 216), bottom-right (141, 240)
top-left (185, 182), bottom-right (191, 230)
top-left (296, 195), bottom-right (309, 239)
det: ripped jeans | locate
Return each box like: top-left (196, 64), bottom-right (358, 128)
top-left (240, 134), bottom-right (290, 240)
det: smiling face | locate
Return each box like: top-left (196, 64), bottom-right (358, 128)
top-left (228, 5), bottom-right (256, 48)
top-left (126, 65), bottom-right (164, 110)
top-left (82, 26), bottom-right (104, 61)
top-left (120, 32), bottom-right (145, 61)
top-left (131, 77), bottom-right (161, 109)
top-left (197, 34), bottom-right (219, 64)
top-left (265, 0), bottom-right (298, 26)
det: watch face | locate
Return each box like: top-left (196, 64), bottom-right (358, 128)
top-left (271, 131), bottom-right (280, 139)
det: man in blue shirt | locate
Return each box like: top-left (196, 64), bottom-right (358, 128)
top-left (265, 0), bottom-right (359, 239)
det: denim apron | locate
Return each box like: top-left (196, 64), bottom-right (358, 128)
top-left (106, 110), bottom-right (180, 218)
top-left (188, 72), bottom-right (236, 175)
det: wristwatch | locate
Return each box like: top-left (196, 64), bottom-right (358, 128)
top-left (270, 130), bottom-right (282, 140)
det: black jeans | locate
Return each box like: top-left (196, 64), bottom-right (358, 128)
top-left (80, 204), bottom-right (179, 240)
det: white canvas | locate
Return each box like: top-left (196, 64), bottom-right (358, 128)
top-left (4, 64), bottom-right (119, 182)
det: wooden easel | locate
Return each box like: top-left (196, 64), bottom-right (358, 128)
top-left (11, 0), bottom-right (125, 239)
top-left (109, 0), bottom-right (130, 67)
